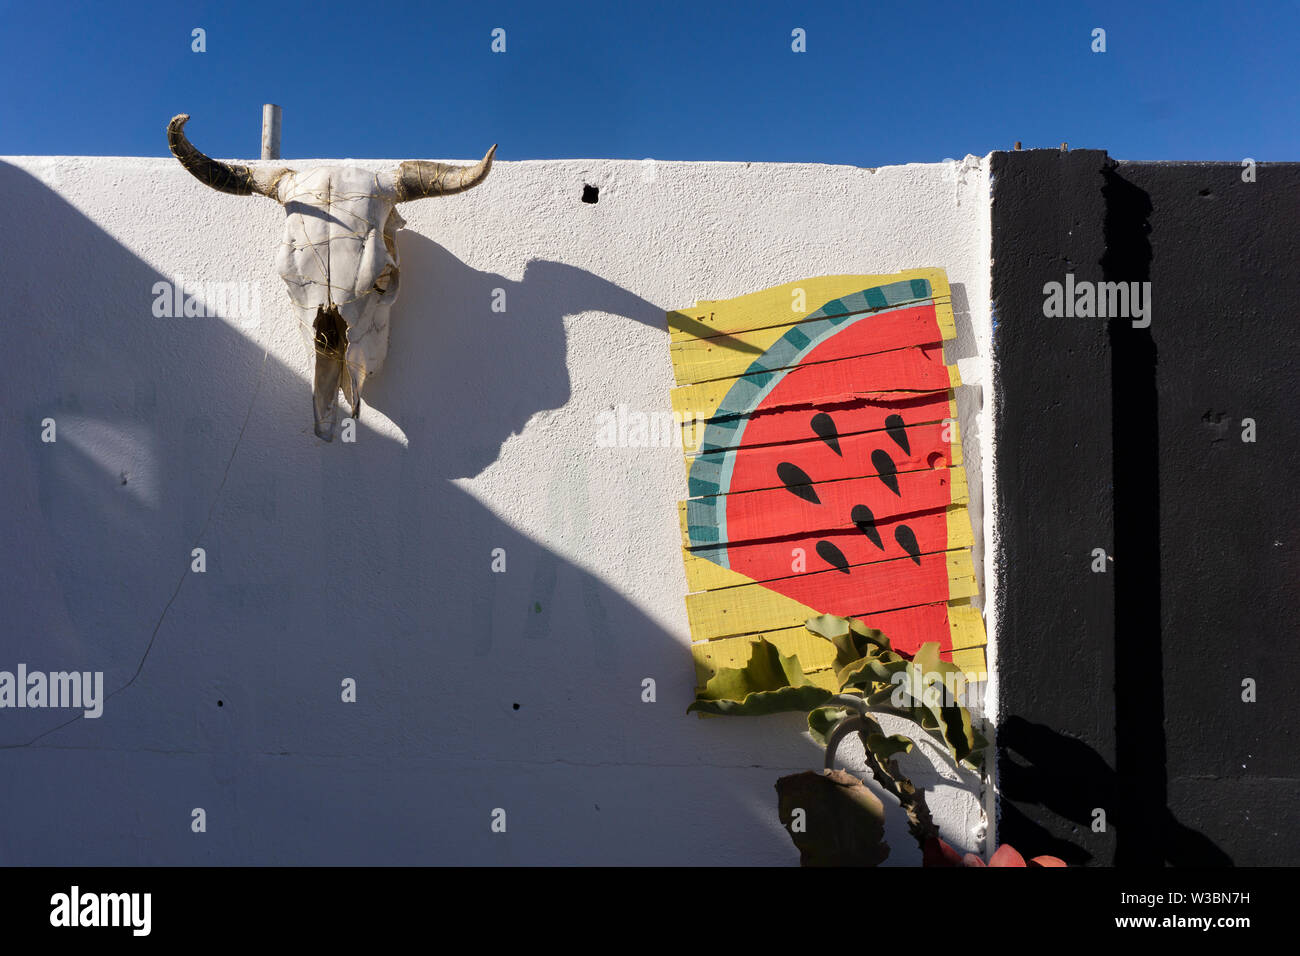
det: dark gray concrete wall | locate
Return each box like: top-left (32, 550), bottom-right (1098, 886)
top-left (992, 150), bottom-right (1299, 866)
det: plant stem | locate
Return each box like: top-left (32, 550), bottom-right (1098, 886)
top-left (823, 699), bottom-right (939, 849)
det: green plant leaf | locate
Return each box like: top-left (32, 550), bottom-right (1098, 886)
top-left (807, 706), bottom-right (850, 747)
top-left (687, 637), bottom-right (832, 717)
top-left (775, 770), bottom-right (889, 866)
top-left (865, 732), bottom-right (915, 761)
top-left (839, 653), bottom-right (908, 691)
top-left (847, 618), bottom-right (892, 650)
top-left (805, 614), bottom-right (851, 643)
top-left (804, 621), bottom-right (991, 771)
top-left (860, 643), bottom-right (981, 765)
top-left (806, 614), bottom-right (893, 675)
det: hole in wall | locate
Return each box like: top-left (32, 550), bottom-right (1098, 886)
top-left (581, 184), bottom-right (599, 204)
top-left (512, 702), bottom-right (520, 710)
top-left (217, 700), bottom-right (224, 707)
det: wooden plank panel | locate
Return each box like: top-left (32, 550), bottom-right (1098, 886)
top-left (716, 510), bottom-right (966, 588)
top-left (689, 600), bottom-right (987, 684)
top-left (679, 507), bottom-right (973, 595)
top-left (686, 420), bottom-right (962, 498)
top-left (671, 302), bottom-right (948, 386)
top-left (679, 389), bottom-right (955, 455)
top-left (671, 345), bottom-right (960, 425)
top-left (945, 601), bottom-right (987, 650)
top-left (690, 626), bottom-right (838, 686)
top-left (686, 550), bottom-right (977, 640)
top-left (949, 646), bottom-right (988, 672)
top-left (671, 270), bottom-right (986, 695)
top-left (678, 393), bottom-right (956, 454)
top-left (668, 269), bottom-right (954, 344)
top-left (678, 469), bottom-right (970, 549)
top-left (686, 468), bottom-right (964, 544)
top-left (681, 543), bottom-right (809, 599)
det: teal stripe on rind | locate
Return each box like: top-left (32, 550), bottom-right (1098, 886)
top-left (687, 476), bottom-right (719, 498)
top-left (746, 333), bottom-right (803, 378)
top-left (835, 290), bottom-right (871, 316)
top-left (735, 365), bottom-right (774, 388)
top-left (685, 498), bottom-right (718, 537)
top-left (712, 372), bottom-right (768, 420)
top-left (690, 449), bottom-right (727, 476)
top-left (684, 278), bottom-right (942, 564)
top-left (687, 526), bottom-right (720, 546)
top-left (694, 416), bottom-right (740, 455)
top-left (687, 455), bottom-right (722, 498)
top-left (783, 326), bottom-right (811, 350)
top-left (894, 278), bottom-right (922, 302)
top-left (687, 543), bottom-right (729, 566)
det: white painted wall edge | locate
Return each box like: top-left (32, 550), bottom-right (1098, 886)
top-left (0, 153), bottom-right (996, 864)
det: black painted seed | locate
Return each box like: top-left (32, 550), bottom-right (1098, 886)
top-left (871, 449), bottom-right (900, 495)
top-left (895, 524), bottom-right (921, 565)
top-left (811, 412), bottom-right (841, 455)
top-left (777, 462), bottom-right (820, 504)
top-left (816, 540), bottom-right (850, 574)
top-left (851, 504), bottom-right (885, 550)
top-left (884, 414), bottom-right (910, 454)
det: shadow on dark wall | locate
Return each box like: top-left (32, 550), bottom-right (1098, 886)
top-left (998, 166), bottom-right (1230, 868)
top-left (1102, 164), bottom-right (1168, 868)
top-left (0, 161), bottom-right (827, 865)
top-left (999, 716), bottom-right (1232, 866)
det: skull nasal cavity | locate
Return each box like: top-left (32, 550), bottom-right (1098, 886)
top-left (313, 307), bottom-right (346, 357)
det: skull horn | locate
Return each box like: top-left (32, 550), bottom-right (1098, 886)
top-left (393, 145), bottom-right (497, 202)
top-left (167, 113), bottom-right (291, 199)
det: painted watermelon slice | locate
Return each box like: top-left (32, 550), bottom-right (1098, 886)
top-left (681, 277), bottom-right (972, 656)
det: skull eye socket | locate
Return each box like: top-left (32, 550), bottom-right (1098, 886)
top-left (372, 263), bottom-right (397, 295)
top-left (382, 208), bottom-right (402, 259)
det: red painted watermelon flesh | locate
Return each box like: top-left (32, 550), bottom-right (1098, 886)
top-left (695, 298), bottom-right (963, 654)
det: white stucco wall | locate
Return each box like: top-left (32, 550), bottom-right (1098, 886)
top-left (0, 152), bottom-right (992, 864)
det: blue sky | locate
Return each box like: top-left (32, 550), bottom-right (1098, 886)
top-left (1, 0), bottom-right (1295, 163)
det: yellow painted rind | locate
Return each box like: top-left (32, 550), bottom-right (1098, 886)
top-left (949, 467), bottom-right (969, 506)
top-left (670, 299), bottom-right (954, 386)
top-left (947, 601), bottom-right (987, 651)
top-left (945, 549), bottom-right (977, 597)
top-left (931, 285), bottom-right (957, 347)
top-left (947, 361), bottom-right (963, 389)
top-left (667, 269), bottom-right (953, 347)
top-left (690, 626), bottom-right (838, 687)
top-left (949, 646), bottom-right (987, 672)
top-left (689, 601), bottom-right (987, 686)
top-left (680, 546), bottom-right (824, 612)
top-left (945, 504), bottom-right (974, 552)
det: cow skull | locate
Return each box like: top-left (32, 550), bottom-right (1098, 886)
top-left (167, 113), bottom-right (496, 441)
